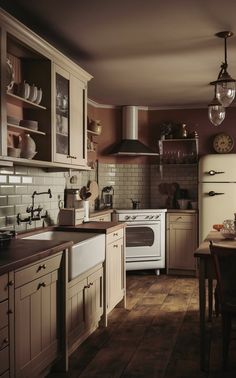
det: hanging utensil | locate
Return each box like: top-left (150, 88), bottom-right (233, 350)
top-left (79, 186), bottom-right (87, 200)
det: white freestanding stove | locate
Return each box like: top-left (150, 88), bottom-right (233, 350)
top-left (114, 209), bottom-right (166, 275)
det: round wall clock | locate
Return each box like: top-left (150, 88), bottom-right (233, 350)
top-left (213, 133), bottom-right (234, 153)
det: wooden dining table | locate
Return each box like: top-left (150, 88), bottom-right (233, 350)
top-left (194, 230), bottom-right (236, 371)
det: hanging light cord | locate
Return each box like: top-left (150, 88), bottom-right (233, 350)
top-left (217, 36), bottom-right (228, 79)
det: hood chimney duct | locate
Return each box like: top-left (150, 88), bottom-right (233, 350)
top-left (110, 106), bottom-right (158, 156)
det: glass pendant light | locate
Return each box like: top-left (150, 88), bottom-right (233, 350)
top-left (210, 31), bottom-right (236, 107)
top-left (208, 86), bottom-right (226, 126)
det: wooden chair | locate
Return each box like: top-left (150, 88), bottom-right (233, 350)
top-left (209, 241), bottom-right (236, 369)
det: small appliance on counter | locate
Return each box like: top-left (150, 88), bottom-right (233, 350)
top-left (101, 186), bottom-right (114, 208)
top-left (65, 188), bottom-right (82, 208)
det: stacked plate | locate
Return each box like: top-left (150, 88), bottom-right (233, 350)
top-left (19, 119), bottom-right (38, 131)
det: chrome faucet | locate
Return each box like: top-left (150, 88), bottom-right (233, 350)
top-left (17, 189), bottom-right (52, 225)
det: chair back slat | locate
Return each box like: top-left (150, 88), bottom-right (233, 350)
top-left (209, 241), bottom-right (236, 310)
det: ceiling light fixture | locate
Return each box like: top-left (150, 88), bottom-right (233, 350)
top-left (208, 31), bottom-right (236, 126)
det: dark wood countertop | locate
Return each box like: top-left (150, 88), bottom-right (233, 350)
top-left (56, 221), bottom-right (126, 234)
top-left (0, 221), bottom-right (125, 275)
top-left (0, 239), bottom-right (73, 275)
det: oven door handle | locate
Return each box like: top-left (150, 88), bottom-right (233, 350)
top-left (126, 222), bottom-right (160, 226)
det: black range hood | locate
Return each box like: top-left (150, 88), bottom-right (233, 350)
top-left (110, 106), bottom-right (158, 156)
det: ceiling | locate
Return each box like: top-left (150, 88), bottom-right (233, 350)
top-left (2, 0), bottom-right (236, 108)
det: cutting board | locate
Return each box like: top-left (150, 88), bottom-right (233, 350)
top-left (88, 180), bottom-right (99, 202)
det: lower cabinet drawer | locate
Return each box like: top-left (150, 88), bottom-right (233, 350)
top-left (0, 346), bottom-right (9, 376)
top-left (107, 228), bottom-right (123, 244)
top-left (15, 253), bottom-right (62, 288)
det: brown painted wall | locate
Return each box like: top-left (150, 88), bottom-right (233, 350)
top-left (88, 104), bottom-right (236, 163)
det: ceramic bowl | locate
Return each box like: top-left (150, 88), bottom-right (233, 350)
top-left (177, 199), bottom-right (189, 210)
top-left (190, 201), bottom-right (198, 210)
top-left (20, 150), bottom-right (37, 159)
top-left (88, 120), bottom-right (102, 135)
top-left (7, 147), bottom-right (21, 158)
top-left (221, 228), bottom-right (236, 239)
top-left (213, 224), bottom-right (224, 232)
top-left (19, 119), bottom-right (38, 131)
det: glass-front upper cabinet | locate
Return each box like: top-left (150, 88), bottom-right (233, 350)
top-left (55, 69), bottom-right (69, 158)
top-left (53, 64), bottom-right (87, 167)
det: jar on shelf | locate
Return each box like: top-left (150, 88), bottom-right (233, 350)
top-left (18, 133), bottom-right (37, 159)
top-left (181, 123), bottom-right (188, 138)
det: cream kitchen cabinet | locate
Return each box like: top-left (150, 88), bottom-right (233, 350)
top-left (166, 212), bottom-right (197, 275)
top-left (14, 252), bottom-right (63, 377)
top-left (104, 227), bottom-right (126, 326)
top-left (67, 263), bottom-right (103, 354)
top-left (0, 9), bottom-right (92, 169)
top-left (0, 272), bottom-right (14, 378)
top-left (90, 213), bottom-right (112, 222)
top-left (53, 64), bottom-right (87, 167)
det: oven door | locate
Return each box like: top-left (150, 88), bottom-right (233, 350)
top-left (125, 222), bottom-right (161, 261)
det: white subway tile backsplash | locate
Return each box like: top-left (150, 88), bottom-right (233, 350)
top-left (15, 166), bottom-right (28, 175)
top-left (0, 186), bottom-right (14, 195)
top-left (15, 186), bottom-right (28, 195)
top-left (0, 206), bottom-right (15, 217)
top-left (0, 175), bottom-right (7, 183)
top-left (8, 195), bottom-right (21, 205)
top-left (22, 176), bottom-right (33, 184)
top-left (0, 196), bottom-right (7, 206)
top-left (9, 176), bottom-right (21, 184)
top-left (0, 167), bottom-right (14, 175)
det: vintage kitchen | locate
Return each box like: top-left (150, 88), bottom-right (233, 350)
top-left (1, 3), bottom-right (236, 377)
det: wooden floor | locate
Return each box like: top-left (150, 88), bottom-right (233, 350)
top-left (48, 272), bottom-right (236, 378)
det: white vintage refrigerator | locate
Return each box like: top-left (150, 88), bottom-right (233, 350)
top-left (198, 154), bottom-right (236, 242)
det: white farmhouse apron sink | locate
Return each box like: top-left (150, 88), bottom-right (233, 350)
top-left (24, 231), bottom-right (105, 280)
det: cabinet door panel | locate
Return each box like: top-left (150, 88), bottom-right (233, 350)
top-left (168, 214), bottom-right (197, 271)
top-left (67, 277), bottom-right (87, 335)
top-left (0, 274), bottom-right (8, 302)
top-left (15, 271), bottom-right (58, 373)
top-left (85, 268), bottom-right (103, 329)
top-left (0, 346), bottom-right (9, 376)
top-left (107, 238), bottom-right (124, 312)
top-left (0, 301), bottom-right (8, 330)
top-left (70, 76), bottom-right (86, 166)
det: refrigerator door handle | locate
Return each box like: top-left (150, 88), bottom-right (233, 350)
top-left (207, 170), bottom-right (225, 176)
top-left (208, 191), bottom-right (225, 196)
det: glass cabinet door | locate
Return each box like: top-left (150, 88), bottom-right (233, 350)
top-left (55, 67), bottom-right (70, 161)
top-left (54, 64), bottom-right (87, 167)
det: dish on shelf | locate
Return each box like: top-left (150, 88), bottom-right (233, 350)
top-left (6, 58), bottom-right (15, 91)
top-left (34, 88), bottom-right (43, 104)
top-left (20, 150), bottom-right (37, 159)
top-left (7, 147), bottom-right (21, 158)
top-left (17, 81), bottom-right (30, 99)
top-left (28, 84), bottom-right (38, 102)
top-left (19, 119), bottom-right (38, 131)
top-left (7, 115), bottom-right (19, 126)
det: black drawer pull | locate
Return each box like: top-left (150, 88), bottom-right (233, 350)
top-left (38, 282), bottom-right (46, 290)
